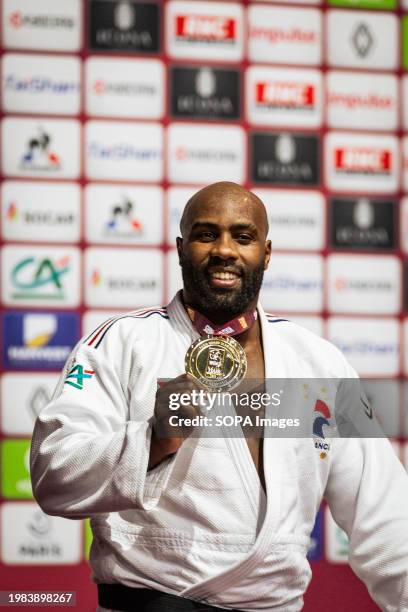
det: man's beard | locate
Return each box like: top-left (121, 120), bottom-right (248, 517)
top-left (180, 255), bottom-right (265, 321)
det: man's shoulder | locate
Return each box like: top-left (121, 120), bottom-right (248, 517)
top-left (82, 306), bottom-right (170, 350)
top-left (264, 313), bottom-right (353, 376)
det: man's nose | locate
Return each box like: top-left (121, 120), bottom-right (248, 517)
top-left (210, 233), bottom-right (238, 259)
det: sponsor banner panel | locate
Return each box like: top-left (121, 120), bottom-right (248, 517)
top-left (85, 57), bottom-right (164, 119)
top-left (167, 123), bottom-right (245, 184)
top-left (260, 253), bottom-right (323, 312)
top-left (251, 132), bottom-right (320, 186)
top-left (404, 262), bottom-right (408, 311)
top-left (0, 439), bottom-right (32, 499)
top-left (2, 117), bottom-right (81, 179)
top-left (246, 66), bottom-right (322, 128)
top-left (325, 132), bottom-right (399, 194)
top-left (249, 0), bottom-right (321, 6)
top-left (1, 181), bottom-right (81, 244)
top-left (84, 247), bottom-right (163, 308)
top-left (404, 17), bottom-right (408, 71)
top-left (2, 53), bottom-right (81, 116)
top-left (0, 502), bottom-right (81, 564)
top-left (82, 310), bottom-right (126, 336)
top-left (401, 197), bottom-right (408, 255)
top-left (330, 196), bottom-right (396, 251)
top-left (2, 311), bottom-right (79, 370)
top-left (326, 10), bottom-right (398, 70)
top-left (166, 1), bottom-right (244, 62)
top-left (1, 245), bottom-right (81, 308)
top-left (167, 186), bottom-right (203, 244)
top-left (167, 249), bottom-right (183, 301)
top-left (325, 507), bottom-right (349, 564)
top-left (405, 380), bottom-right (408, 437)
top-left (85, 184), bottom-right (163, 245)
top-left (253, 189), bottom-right (325, 251)
top-left (84, 519), bottom-right (93, 560)
top-left (403, 76), bottom-right (408, 130)
top-left (170, 65), bottom-right (240, 121)
top-left (328, 0), bottom-right (396, 8)
top-left (327, 317), bottom-right (399, 376)
top-left (85, 120), bottom-right (163, 182)
top-left (247, 5), bottom-right (321, 66)
top-left (284, 315), bottom-right (324, 337)
top-left (3, 0), bottom-right (82, 51)
top-left (0, 372), bottom-right (59, 435)
top-left (403, 137), bottom-right (408, 192)
top-left (327, 254), bottom-right (401, 315)
top-left (88, 0), bottom-right (160, 53)
top-left (326, 71), bottom-right (398, 131)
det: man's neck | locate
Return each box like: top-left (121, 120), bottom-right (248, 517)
top-left (235, 317), bottom-right (261, 350)
top-left (181, 290), bottom-right (262, 349)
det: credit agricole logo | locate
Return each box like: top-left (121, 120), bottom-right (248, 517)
top-left (11, 255), bottom-right (70, 300)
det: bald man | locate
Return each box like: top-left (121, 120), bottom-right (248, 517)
top-left (31, 183), bottom-right (408, 612)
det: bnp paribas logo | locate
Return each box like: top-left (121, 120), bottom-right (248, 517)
top-left (11, 255), bottom-right (70, 300)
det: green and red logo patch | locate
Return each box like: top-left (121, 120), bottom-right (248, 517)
top-left (64, 364), bottom-right (95, 390)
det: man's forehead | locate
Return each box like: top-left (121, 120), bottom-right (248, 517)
top-left (185, 193), bottom-right (262, 225)
top-left (180, 182), bottom-right (269, 237)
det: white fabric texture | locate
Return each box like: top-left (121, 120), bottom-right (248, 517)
top-left (30, 294), bottom-right (408, 611)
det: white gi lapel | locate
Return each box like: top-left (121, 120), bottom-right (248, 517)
top-left (181, 305), bottom-right (292, 600)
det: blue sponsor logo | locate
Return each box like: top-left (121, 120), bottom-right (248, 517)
top-left (307, 507), bottom-right (323, 562)
top-left (87, 141), bottom-right (161, 161)
top-left (332, 338), bottom-right (397, 356)
top-left (5, 75), bottom-right (79, 95)
top-left (3, 311), bottom-right (79, 369)
top-left (262, 277), bottom-right (322, 291)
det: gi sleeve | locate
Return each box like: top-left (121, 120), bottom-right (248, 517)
top-left (30, 319), bottom-right (160, 519)
top-left (325, 373), bottom-right (408, 611)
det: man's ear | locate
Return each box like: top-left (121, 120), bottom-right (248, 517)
top-left (264, 240), bottom-right (272, 270)
top-left (176, 237), bottom-right (183, 265)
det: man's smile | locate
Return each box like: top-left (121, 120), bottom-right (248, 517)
top-left (207, 267), bottom-right (242, 289)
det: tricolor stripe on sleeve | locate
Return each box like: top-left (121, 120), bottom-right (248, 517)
top-left (265, 313), bottom-right (288, 324)
top-left (85, 307), bottom-right (169, 349)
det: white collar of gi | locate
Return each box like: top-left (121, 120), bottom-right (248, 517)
top-left (166, 292), bottom-right (285, 378)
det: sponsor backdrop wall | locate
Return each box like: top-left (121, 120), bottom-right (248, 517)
top-left (1, 0), bottom-right (407, 609)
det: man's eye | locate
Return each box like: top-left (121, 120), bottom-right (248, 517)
top-left (237, 234), bottom-right (253, 243)
top-left (197, 231), bottom-right (215, 241)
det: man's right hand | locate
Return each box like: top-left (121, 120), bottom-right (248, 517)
top-left (148, 373), bottom-right (202, 470)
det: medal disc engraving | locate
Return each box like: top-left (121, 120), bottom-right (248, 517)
top-left (185, 335), bottom-right (247, 391)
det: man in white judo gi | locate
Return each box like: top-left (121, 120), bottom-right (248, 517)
top-left (31, 182), bottom-right (408, 612)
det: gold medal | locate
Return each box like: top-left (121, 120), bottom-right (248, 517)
top-left (185, 335), bottom-right (247, 391)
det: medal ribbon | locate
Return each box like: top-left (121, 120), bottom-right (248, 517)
top-left (186, 305), bottom-right (257, 337)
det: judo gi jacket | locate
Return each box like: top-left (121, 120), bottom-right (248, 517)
top-left (30, 293), bottom-right (408, 611)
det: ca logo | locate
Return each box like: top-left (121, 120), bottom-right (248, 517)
top-left (64, 364), bottom-right (95, 390)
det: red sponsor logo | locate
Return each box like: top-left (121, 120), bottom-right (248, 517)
top-left (334, 277), bottom-right (347, 291)
top-left (9, 11), bottom-right (22, 28)
top-left (93, 80), bottom-right (106, 95)
top-left (328, 92), bottom-right (393, 111)
top-left (249, 26), bottom-right (317, 45)
top-left (255, 81), bottom-right (315, 108)
top-left (175, 146), bottom-right (187, 160)
top-left (175, 14), bottom-right (236, 41)
top-left (334, 147), bottom-right (391, 173)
